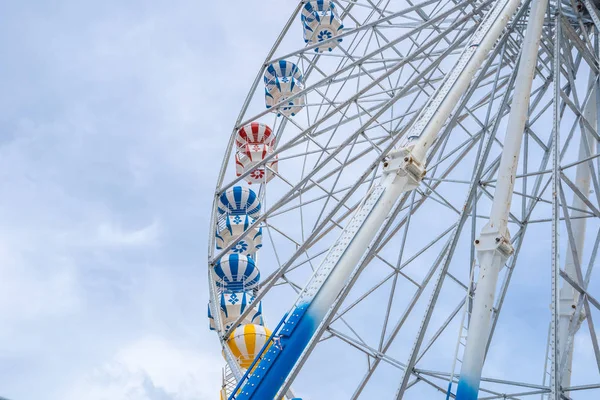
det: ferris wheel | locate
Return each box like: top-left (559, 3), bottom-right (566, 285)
top-left (207, 0), bottom-right (600, 399)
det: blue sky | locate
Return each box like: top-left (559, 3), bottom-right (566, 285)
top-left (0, 1), bottom-right (291, 399)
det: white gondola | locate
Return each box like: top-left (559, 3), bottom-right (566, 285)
top-left (264, 61), bottom-right (305, 117)
top-left (235, 122), bottom-right (278, 185)
top-left (301, 0), bottom-right (343, 52)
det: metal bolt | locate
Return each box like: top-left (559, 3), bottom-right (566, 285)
top-left (475, 239), bottom-right (480, 244)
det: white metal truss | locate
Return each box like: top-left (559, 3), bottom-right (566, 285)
top-left (208, 0), bottom-right (600, 398)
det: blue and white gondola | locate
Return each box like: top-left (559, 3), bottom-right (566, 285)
top-left (215, 214), bottom-right (262, 256)
top-left (220, 292), bottom-right (264, 331)
top-left (213, 253), bottom-right (261, 292)
top-left (218, 186), bottom-right (261, 218)
top-left (301, 0), bottom-right (344, 52)
top-left (264, 60), bottom-right (305, 117)
top-left (216, 186), bottom-right (263, 255)
top-left (208, 303), bottom-right (216, 331)
top-left (208, 292), bottom-right (263, 331)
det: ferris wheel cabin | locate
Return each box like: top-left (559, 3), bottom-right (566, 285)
top-left (215, 186), bottom-right (263, 255)
top-left (235, 122), bottom-right (278, 185)
top-left (301, 0), bottom-right (344, 52)
top-left (264, 60), bottom-right (305, 117)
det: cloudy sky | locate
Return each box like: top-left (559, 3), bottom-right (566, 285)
top-left (0, 1), bottom-right (293, 399)
top-left (4, 1), bottom-right (600, 399)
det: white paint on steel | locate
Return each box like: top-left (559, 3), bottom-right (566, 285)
top-left (457, 0), bottom-right (548, 395)
top-left (410, 0), bottom-right (523, 162)
top-left (558, 81), bottom-right (596, 393)
top-left (275, 148), bottom-right (424, 399)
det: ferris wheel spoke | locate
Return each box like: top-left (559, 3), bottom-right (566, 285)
top-left (272, 134), bottom-right (389, 163)
top-left (347, 217), bottom-right (468, 354)
top-left (416, 295), bottom-right (468, 361)
top-left (417, 183), bottom-right (462, 214)
top-left (265, 0), bottom-right (461, 74)
top-left (269, 183), bottom-right (361, 220)
top-left (227, 19), bottom-right (480, 185)
top-left (380, 5), bottom-right (472, 92)
top-left (326, 326), bottom-right (406, 370)
top-left (557, 182), bottom-right (600, 375)
top-left (561, 171), bottom-right (600, 217)
top-left (240, 68), bottom-right (428, 220)
top-left (394, 35), bottom-right (527, 394)
top-left (336, 0), bottom-right (395, 16)
top-left (366, 211), bottom-right (478, 380)
top-left (308, 138), bottom-right (367, 231)
top-left (256, 0), bottom-right (481, 126)
top-left (217, 163), bottom-right (394, 336)
top-left (333, 230), bottom-right (457, 323)
top-left (350, 236), bottom-right (453, 399)
top-left (369, 140), bottom-right (486, 260)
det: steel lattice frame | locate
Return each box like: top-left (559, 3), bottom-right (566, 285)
top-left (208, 0), bottom-right (600, 398)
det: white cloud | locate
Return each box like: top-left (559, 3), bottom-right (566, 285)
top-left (0, 1), bottom-right (283, 398)
top-left (66, 337), bottom-right (222, 400)
top-left (96, 220), bottom-right (160, 247)
top-left (0, 241), bottom-right (80, 323)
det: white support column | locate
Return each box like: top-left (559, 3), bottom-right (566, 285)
top-left (410, 0), bottom-right (524, 163)
top-left (558, 81), bottom-right (596, 393)
top-left (455, 0), bottom-right (548, 398)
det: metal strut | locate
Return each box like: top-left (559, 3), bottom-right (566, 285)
top-left (455, 0), bottom-right (548, 398)
top-left (557, 75), bottom-right (596, 396)
top-left (230, 0), bottom-right (523, 398)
